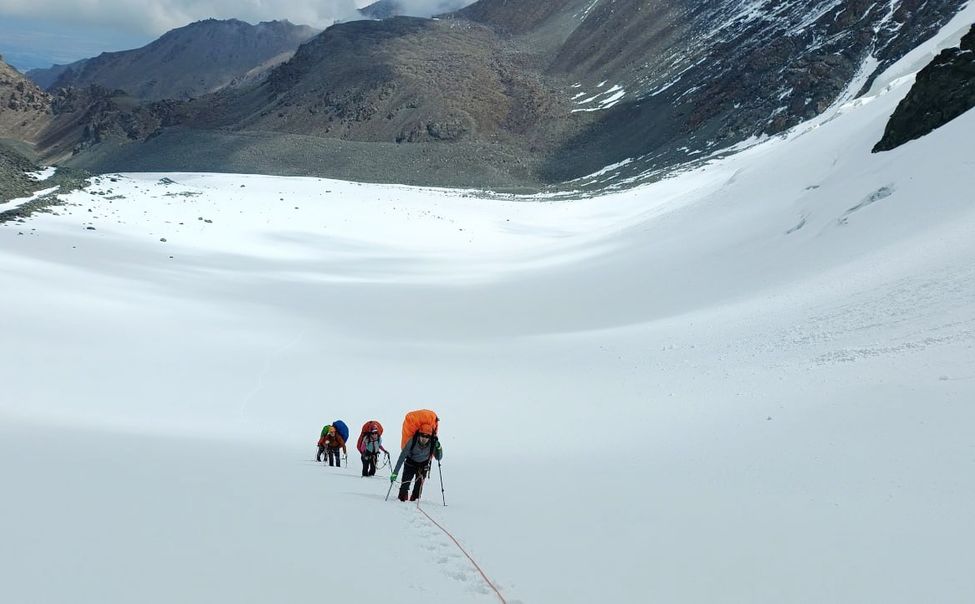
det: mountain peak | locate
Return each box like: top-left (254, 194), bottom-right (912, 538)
top-left (27, 18), bottom-right (320, 102)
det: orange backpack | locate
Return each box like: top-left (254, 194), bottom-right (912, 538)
top-left (401, 409), bottom-right (439, 449)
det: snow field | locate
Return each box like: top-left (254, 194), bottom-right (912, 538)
top-left (2, 9), bottom-right (975, 602)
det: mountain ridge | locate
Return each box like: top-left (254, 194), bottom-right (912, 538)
top-left (27, 19), bottom-right (320, 102)
top-left (5, 0), bottom-right (973, 190)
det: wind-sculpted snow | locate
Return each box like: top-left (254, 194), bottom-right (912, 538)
top-left (2, 13), bottom-right (975, 602)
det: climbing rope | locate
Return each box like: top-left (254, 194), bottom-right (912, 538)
top-left (414, 502), bottom-right (508, 604)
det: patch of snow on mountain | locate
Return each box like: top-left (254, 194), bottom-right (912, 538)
top-left (578, 0), bottom-right (602, 21)
top-left (27, 167), bottom-right (56, 181)
top-left (789, 0), bottom-right (845, 35)
top-left (0, 186), bottom-right (59, 213)
top-left (571, 84), bottom-right (626, 112)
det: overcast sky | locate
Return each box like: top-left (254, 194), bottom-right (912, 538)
top-left (0, 0), bottom-right (475, 71)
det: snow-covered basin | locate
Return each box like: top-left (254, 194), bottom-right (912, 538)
top-left (2, 11), bottom-right (975, 603)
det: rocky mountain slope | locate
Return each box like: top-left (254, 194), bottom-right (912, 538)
top-left (4, 52), bottom-right (185, 166)
top-left (0, 57), bottom-right (51, 142)
top-left (541, 0), bottom-right (970, 181)
top-left (359, 1), bottom-right (477, 20)
top-left (0, 141), bottom-right (39, 203)
top-left (240, 17), bottom-right (565, 145)
top-left (37, 86), bottom-right (184, 162)
top-left (27, 19), bottom-right (319, 102)
top-left (7, 0), bottom-right (973, 189)
top-left (26, 63), bottom-right (77, 90)
top-left (360, 1), bottom-right (402, 20)
top-left (264, 0), bottom-right (968, 178)
top-left (874, 24), bottom-right (975, 151)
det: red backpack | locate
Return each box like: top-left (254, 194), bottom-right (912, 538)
top-left (356, 420), bottom-right (384, 454)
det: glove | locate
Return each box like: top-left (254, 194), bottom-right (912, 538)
top-left (390, 473), bottom-right (398, 483)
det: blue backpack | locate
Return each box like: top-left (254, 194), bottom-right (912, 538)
top-left (332, 420), bottom-right (349, 443)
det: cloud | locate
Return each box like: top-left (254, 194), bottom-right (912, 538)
top-left (0, 1), bottom-right (481, 38)
top-left (0, 0), bottom-right (479, 68)
top-left (386, 0), bottom-right (476, 17)
top-left (0, 0), bottom-right (366, 36)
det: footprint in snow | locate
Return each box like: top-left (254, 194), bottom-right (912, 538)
top-left (446, 568), bottom-right (469, 582)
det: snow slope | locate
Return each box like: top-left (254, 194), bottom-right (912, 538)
top-left (2, 11), bottom-right (974, 604)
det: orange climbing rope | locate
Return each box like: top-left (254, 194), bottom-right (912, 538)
top-left (415, 502), bottom-right (508, 604)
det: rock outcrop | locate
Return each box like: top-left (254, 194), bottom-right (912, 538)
top-left (0, 57), bottom-right (52, 142)
top-left (874, 24), bottom-right (975, 151)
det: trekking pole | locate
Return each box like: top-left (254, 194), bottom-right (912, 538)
top-left (384, 452), bottom-right (398, 501)
top-left (437, 459), bottom-right (446, 507)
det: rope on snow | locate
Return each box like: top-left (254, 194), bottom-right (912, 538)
top-left (415, 502), bottom-right (508, 604)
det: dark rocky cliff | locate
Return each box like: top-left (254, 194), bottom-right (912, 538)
top-left (874, 24), bottom-right (975, 151)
